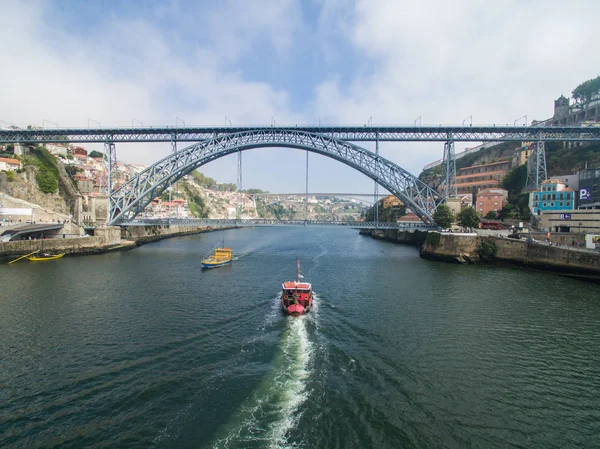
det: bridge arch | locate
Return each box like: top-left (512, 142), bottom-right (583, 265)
top-left (109, 130), bottom-right (444, 225)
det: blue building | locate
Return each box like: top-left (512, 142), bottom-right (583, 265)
top-left (531, 179), bottom-right (575, 216)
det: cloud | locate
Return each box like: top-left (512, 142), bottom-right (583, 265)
top-left (311, 0), bottom-right (600, 177)
top-left (1, 0), bottom-right (599, 194)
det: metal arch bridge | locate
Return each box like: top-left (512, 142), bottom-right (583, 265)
top-left (109, 129), bottom-right (444, 225)
top-left (120, 218), bottom-right (434, 230)
top-left (2, 124), bottom-right (600, 143)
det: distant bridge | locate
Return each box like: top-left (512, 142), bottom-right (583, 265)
top-left (119, 218), bottom-right (433, 230)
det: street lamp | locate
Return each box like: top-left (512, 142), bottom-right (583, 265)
top-left (462, 115), bottom-right (472, 126)
top-left (42, 119), bottom-right (58, 129)
top-left (414, 116), bottom-right (421, 126)
top-left (514, 115), bottom-right (528, 126)
top-left (88, 118), bottom-right (101, 128)
top-left (132, 118), bottom-right (143, 128)
top-left (176, 117), bottom-right (185, 128)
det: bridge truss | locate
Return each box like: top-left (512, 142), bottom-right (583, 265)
top-left (108, 129), bottom-right (444, 225)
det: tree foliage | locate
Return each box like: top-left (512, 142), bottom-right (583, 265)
top-left (477, 240), bottom-right (497, 262)
top-left (89, 150), bottom-right (104, 159)
top-left (572, 75), bottom-right (600, 106)
top-left (363, 199), bottom-right (406, 222)
top-left (433, 204), bottom-right (453, 228)
top-left (457, 207), bottom-right (480, 228)
top-left (26, 146), bottom-right (59, 194)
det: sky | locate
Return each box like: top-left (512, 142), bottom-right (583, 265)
top-left (1, 0), bottom-right (599, 193)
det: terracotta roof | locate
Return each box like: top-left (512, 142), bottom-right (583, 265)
top-left (0, 157), bottom-right (20, 165)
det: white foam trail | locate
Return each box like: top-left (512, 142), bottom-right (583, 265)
top-left (210, 309), bottom-right (314, 449)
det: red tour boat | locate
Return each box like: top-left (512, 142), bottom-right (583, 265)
top-left (281, 259), bottom-right (313, 316)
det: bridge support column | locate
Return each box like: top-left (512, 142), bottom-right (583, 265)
top-left (169, 138), bottom-right (177, 220)
top-left (375, 133), bottom-right (379, 227)
top-left (237, 150), bottom-right (243, 219)
top-left (104, 140), bottom-right (118, 223)
top-left (442, 136), bottom-right (457, 198)
top-left (525, 139), bottom-right (547, 191)
top-left (305, 150), bottom-right (309, 222)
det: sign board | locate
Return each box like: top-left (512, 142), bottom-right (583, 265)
top-left (0, 208), bottom-right (33, 216)
top-left (559, 213), bottom-right (572, 220)
top-left (579, 187), bottom-right (592, 201)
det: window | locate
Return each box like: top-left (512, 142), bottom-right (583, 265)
top-left (551, 202), bottom-right (555, 207)
top-left (488, 196), bottom-right (491, 200)
top-left (560, 202), bottom-right (563, 206)
top-left (567, 202), bottom-right (571, 206)
top-left (552, 194), bottom-right (556, 200)
top-left (559, 193), bottom-right (563, 200)
top-left (494, 202), bottom-right (498, 206)
top-left (543, 202), bottom-right (547, 207)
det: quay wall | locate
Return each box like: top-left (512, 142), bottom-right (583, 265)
top-left (0, 226), bottom-right (125, 259)
top-left (122, 225), bottom-right (223, 243)
top-left (362, 229), bottom-right (600, 279)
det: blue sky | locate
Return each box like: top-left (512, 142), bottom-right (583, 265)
top-left (1, 0), bottom-right (599, 193)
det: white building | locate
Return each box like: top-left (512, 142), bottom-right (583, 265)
top-left (0, 157), bottom-right (21, 171)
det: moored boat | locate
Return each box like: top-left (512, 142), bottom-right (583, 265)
top-left (27, 252), bottom-right (65, 261)
top-left (281, 259), bottom-right (313, 316)
top-left (201, 243), bottom-right (232, 269)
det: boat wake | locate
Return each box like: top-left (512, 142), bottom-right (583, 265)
top-left (210, 313), bottom-right (314, 449)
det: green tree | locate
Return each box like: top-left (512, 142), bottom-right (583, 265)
top-left (433, 204), bottom-right (453, 229)
top-left (89, 150), bottom-right (104, 159)
top-left (484, 211), bottom-right (498, 219)
top-left (498, 203), bottom-right (517, 220)
top-left (572, 75), bottom-right (600, 106)
top-left (457, 207), bottom-right (480, 228)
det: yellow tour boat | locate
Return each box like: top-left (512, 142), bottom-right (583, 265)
top-left (201, 244), bottom-right (232, 269)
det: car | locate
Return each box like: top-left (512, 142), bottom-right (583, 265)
top-left (507, 233), bottom-right (522, 239)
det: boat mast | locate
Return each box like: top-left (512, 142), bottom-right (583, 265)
top-left (296, 258), bottom-right (300, 283)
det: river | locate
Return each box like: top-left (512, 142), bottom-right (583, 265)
top-left (1, 227), bottom-right (599, 448)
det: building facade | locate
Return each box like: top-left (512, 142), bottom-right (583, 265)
top-left (456, 160), bottom-right (511, 194)
top-left (531, 179), bottom-right (575, 216)
top-left (0, 157), bottom-right (21, 171)
top-left (476, 188), bottom-right (508, 217)
top-left (578, 168), bottom-right (600, 210)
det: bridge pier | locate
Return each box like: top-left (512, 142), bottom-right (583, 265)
top-left (104, 140), bottom-right (118, 223)
top-left (525, 139), bottom-right (548, 191)
top-left (442, 134), bottom-right (457, 198)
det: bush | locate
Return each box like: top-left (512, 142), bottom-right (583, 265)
top-left (477, 240), bottom-right (497, 262)
top-left (484, 211), bottom-right (498, 219)
top-left (6, 171), bottom-right (16, 182)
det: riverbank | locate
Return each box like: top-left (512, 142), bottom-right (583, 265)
top-left (361, 229), bottom-right (600, 281)
top-left (0, 225), bottom-right (233, 261)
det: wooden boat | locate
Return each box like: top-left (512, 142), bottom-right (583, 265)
top-left (281, 259), bottom-right (313, 316)
top-left (201, 242), bottom-right (232, 269)
top-left (27, 252), bottom-right (65, 261)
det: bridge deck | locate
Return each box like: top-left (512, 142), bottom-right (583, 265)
top-left (2, 125), bottom-right (599, 143)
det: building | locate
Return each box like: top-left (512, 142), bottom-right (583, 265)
top-left (456, 160), bottom-right (512, 194)
top-left (551, 94), bottom-right (600, 126)
top-left (531, 179), bottom-right (575, 216)
top-left (382, 195), bottom-right (403, 208)
top-left (44, 143), bottom-right (68, 156)
top-left (0, 157), bottom-right (21, 171)
top-left (578, 168), bottom-right (600, 210)
top-left (71, 146), bottom-right (88, 157)
top-left (476, 188), bottom-right (508, 217)
top-left (74, 174), bottom-right (94, 194)
top-left (458, 193), bottom-right (473, 209)
top-left (538, 210), bottom-right (600, 234)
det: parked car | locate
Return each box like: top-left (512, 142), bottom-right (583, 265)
top-left (507, 233), bottom-right (522, 240)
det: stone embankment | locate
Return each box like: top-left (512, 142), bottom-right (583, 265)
top-left (0, 226), bottom-right (127, 260)
top-left (0, 224), bottom-right (227, 261)
top-left (361, 229), bottom-right (600, 280)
